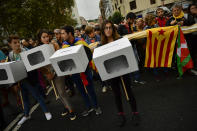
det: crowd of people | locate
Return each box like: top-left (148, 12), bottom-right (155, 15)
top-left (0, 3), bottom-right (197, 130)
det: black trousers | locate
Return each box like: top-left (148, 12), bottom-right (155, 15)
top-left (0, 98), bottom-right (6, 131)
top-left (186, 34), bottom-right (197, 69)
top-left (65, 76), bottom-right (75, 91)
top-left (109, 74), bottom-right (137, 113)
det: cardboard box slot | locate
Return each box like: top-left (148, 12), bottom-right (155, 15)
top-left (27, 51), bottom-right (45, 66)
top-left (104, 55), bottom-right (129, 74)
top-left (57, 59), bottom-right (76, 72)
top-left (0, 69), bottom-right (8, 80)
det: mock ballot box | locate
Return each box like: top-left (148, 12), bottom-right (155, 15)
top-left (50, 44), bottom-right (89, 76)
top-left (0, 61), bottom-right (27, 84)
top-left (20, 44), bottom-right (55, 72)
top-left (93, 37), bottom-right (139, 81)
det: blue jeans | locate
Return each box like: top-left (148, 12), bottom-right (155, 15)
top-left (21, 80), bottom-right (48, 116)
top-left (71, 68), bottom-right (98, 109)
top-left (130, 71), bottom-right (140, 81)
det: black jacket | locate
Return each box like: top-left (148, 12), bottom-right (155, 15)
top-left (166, 14), bottom-right (195, 26)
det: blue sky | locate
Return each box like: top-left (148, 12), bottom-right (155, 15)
top-left (75, 0), bottom-right (100, 20)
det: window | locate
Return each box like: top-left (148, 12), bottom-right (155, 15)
top-left (118, 7), bottom-right (121, 13)
top-left (129, 1), bottom-right (137, 10)
top-left (150, 0), bottom-right (156, 4)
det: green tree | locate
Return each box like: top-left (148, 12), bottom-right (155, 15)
top-left (110, 11), bottom-right (124, 25)
top-left (108, 16), bottom-right (112, 21)
top-left (0, 0), bottom-right (77, 39)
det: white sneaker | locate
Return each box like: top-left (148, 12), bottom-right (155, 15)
top-left (191, 69), bottom-right (197, 75)
top-left (134, 80), bottom-right (146, 84)
top-left (17, 116), bottom-right (31, 125)
top-left (95, 107), bottom-right (102, 115)
top-left (45, 112), bottom-right (52, 120)
top-left (102, 86), bottom-right (107, 93)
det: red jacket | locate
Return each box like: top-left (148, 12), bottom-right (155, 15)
top-left (156, 17), bottom-right (168, 27)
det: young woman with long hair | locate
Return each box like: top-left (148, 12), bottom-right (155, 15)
top-left (100, 20), bottom-right (140, 127)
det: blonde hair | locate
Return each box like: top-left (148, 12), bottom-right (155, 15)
top-left (144, 14), bottom-right (155, 26)
top-left (85, 26), bottom-right (94, 35)
top-left (136, 18), bottom-right (144, 30)
top-left (136, 18), bottom-right (144, 23)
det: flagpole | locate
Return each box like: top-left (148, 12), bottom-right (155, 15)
top-left (80, 72), bottom-right (88, 94)
top-left (19, 91), bottom-right (24, 110)
top-left (83, 85), bottom-right (88, 94)
top-left (18, 82), bottom-right (24, 110)
top-left (120, 76), bottom-right (129, 101)
top-left (51, 80), bottom-right (59, 100)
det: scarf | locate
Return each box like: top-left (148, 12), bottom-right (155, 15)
top-left (173, 11), bottom-right (184, 20)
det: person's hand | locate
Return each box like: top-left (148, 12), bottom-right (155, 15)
top-left (177, 21), bottom-right (184, 26)
top-left (170, 20), bottom-right (176, 25)
top-left (0, 60), bottom-right (5, 63)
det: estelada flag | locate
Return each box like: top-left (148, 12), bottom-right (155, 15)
top-left (145, 26), bottom-right (179, 68)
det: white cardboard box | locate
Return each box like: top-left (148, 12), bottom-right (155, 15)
top-left (0, 61), bottom-right (27, 84)
top-left (50, 44), bottom-right (89, 76)
top-left (20, 44), bottom-right (55, 72)
top-left (93, 37), bottom-right (139, 81)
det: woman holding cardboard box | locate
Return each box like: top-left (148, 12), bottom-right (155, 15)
top-left (100, 20), bottom-right (140, 127)
top-left (37, 29), bottom-right (77, 120)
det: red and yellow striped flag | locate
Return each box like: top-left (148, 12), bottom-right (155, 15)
top-left (145, 26), bottom-right (179, 68)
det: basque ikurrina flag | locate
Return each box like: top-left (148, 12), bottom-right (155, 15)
top-left (145, 26), bottom-right (179, 67)
top-left (176, 27), bottom-right (193, 76)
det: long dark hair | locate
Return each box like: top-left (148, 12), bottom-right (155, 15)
top-left (37, 29), bottom-right (49, 45)
top-left (188, 4), bottom-right (197, 15)
top-left (101, 20), bottom-right (120, 45)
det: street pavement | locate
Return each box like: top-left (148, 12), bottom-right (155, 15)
top-left (2, 69), bottom-right (197, 131)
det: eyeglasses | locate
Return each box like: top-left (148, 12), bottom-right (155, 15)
top-left (104, 26), bottom-right (112, 30)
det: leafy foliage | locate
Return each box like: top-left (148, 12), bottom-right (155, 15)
top-left (108, 11), bottom-right (124, 25)
top-left (0, 0), bottom-right (77, 39)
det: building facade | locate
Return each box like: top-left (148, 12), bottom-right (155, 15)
top-left (104, 0), bottom-right (114, 18)
top-left (80, 16), bottom-right (88, 25)
top-left (72, 0), bottom-right (81, 26)
top-left (99, 0), bottom-right (114, 19)
top-left (110, 0), bottom-right (190, 17)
